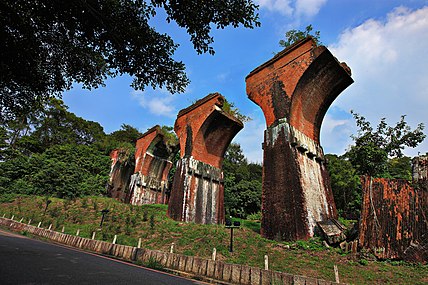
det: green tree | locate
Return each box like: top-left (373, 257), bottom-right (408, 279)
top-left (279, 24), bottom-right (321, 48)
top-left (223, 143), bottom-right (262, 218)
top-left (0, 144), bottom-right (111, 198)
top-left (346, 111), bottom-right (425, 177)
top-left (386, 156), bottom-right (412, 181)
top-left (108, 124), bottom-right (143, 145)
top-left (325, 154), bottom-right (361, 219)
top-left (1, 0), bottom-right (260, 120)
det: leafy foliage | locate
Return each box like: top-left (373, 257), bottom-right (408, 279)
top-left (279, 24), bottom-right (321, 48)
top-left (1, 0), bottom-right (260, 120)
top-left (159, 125), bottom-right (179, 147)
top-left (223, 143), bottom-right (262, 218)
top-left (386, 156), bottom-right (412, 180)
top-left (108, 124), bottom-right (142, 146)
top-left (325, 154), bottom-right (361, 219)
top-left (346, 111), bottom-right (425, 177)
top-left (222, 99), bottom-right (252, 123)
top-left (0, 144), bottom-right (110, 198)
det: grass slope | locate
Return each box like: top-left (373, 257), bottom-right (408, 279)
top-left (0, 194), bottom-right (426, 285)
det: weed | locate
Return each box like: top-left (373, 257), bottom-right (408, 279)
top-left (150, 214), bottom-right (155, 230)
top-left (359, 259), bottom-right (368, 266)
top-left (145, 256), bottom-right (164, 270)
top-left (81, 198), bottom-right (88, 209)
top-left (49, 206), bottom-right (61, 218)
top-left (143, 209), bottom-right (148, 222)
top-left (247, 211), bottom-right (261, 221)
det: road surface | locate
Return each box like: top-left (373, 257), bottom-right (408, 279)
top-left (0, 229), bottom-right (204, 285)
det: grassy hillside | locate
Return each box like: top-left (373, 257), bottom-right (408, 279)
top-left (0, 194), bottom-right (426, 285)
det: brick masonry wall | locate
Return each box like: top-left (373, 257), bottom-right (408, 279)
top-left (107, 149), bottom-right (134, 203)
top-left (0, 217), bottom-right (346, 285)
top-left (359, 176), bottom-right (428, 261)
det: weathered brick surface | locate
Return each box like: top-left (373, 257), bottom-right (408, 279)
top-left (107, 125), bottom-right (176, 205)
top-left (246, 37), bottom-right (353, 240)
top-left (106, 148), bottom-right (134, 202)
top-left (129, 125), bottom-right (176, 205)
top-left (168, 93), bottom-right (243, 224)
top-left (359, 175), bottom-right (428, 262)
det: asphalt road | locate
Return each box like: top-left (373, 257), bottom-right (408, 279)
top-left (0, 229), bottom-right (204, 285)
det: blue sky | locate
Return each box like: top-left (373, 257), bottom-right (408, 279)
top-left (63, 0), bottom-right (428, 163)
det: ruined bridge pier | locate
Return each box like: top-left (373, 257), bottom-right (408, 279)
top-left (107, 125), bottom-right (176, 205)
top-left (167, 93), bottom-right (243, 224)
top-left (246, 37), bottom-right (353, 241)
top-left (128, 126), bottom-right (176, 205)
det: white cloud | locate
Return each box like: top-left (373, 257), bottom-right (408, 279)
top-left (295, 0), bottom-right (327, 18)
top-left (327, 6), bottom-right (428, 156)
top-left (217, 72), bottom-right (230, 83)
top-left (255, 0), bottom-right (326, 18)
top-left (130, 89), bottom-right (176, 118)
top-left (320, 113), bottom-right (354, 154)
top-left (256, 0), bottom-right (294, 16)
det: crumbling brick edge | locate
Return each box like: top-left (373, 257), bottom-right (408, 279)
top-left (0, 217), bottom-right (346, 285)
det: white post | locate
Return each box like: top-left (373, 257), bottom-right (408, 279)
top-left (28, 219), bottom-right (32, 225)
top-left (170, 243), bottom-right (175, 253)
top-left (112, 235), bottom-right (117, 244)
top-left (19, 218), bottom-right (24, 223)
top-left (2, 214), bottom-right (5, 218)
top-left (334, 265), bottom-right (340, 283)
top-left (264, 255), bottom-right (269, 271)
top-left (37, 222), bottom-right (42, 228)
top-left (61, 226), bottom-right (65, 233)
top-left (212, 248), bottom-right (217, 261)
top-left (76, 229), bottom-right (80, 236)
top-left (91, 232), bottom-right (96, 240)
top-left (137, 238), bottom-right (142, 249)
top-left (48, 224), bottom-right (52, 230)
top-left (11, 215), bottom-right (14, 220)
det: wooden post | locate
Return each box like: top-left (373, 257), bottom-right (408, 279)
top-left (170, 243), bottom-right (175, 253)
top-left (264, 255), bottom-right (269, 271)
top-left (28, 219), bottom-right (32, 225)
top-left (91, 232), bottom-right (96, 240)
top-left (137, 238), bottom-right (142, 249)
top-left (334, 265), bottom-right (340, 283)
top-left (76, 229), bottom-right (80, 236)
top-left (61, 226), bottom-right (65, 233)
top-left (48, 224), bottom-right (52, 230)
top-left (212, 248), bottom-right (217, 261)
top-left (19, 218), bottom-right (24, 223)
top-left (37, 222), bottom-right (42, 228)
top-left (112, 235), bottom-right (117, 244)
top-left (11, 215), bottom-right (14, 220)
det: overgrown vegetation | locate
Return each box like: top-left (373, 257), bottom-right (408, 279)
top-left (1, 195), bottom-right (426, 285)
top-left (346, 111), bottom-right (425, 177)
top-left (223, 143), bottom-right (262, 218)
top-left (0, 98), bottom-right (146, 199)
top-left (279, 24), bottom-right (321, 48)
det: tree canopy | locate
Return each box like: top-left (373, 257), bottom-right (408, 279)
top-left (223, 143), bottom-right (262, 218)
top-left (279, 24), bottom-right (321, 48)
top-left (1, 0), bottom-right (260, 120)
top-left (346, 111), bottom-right (425, 177)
